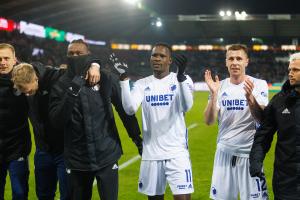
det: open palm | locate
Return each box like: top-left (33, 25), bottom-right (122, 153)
top-left (204, 69), bottom-right (220, 94)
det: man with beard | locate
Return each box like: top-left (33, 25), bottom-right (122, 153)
top-left (250, 52), bottom-right (300, 200)
top-left (204, 44), bottom-right (269, 200)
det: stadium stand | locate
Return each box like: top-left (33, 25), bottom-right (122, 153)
top-left (0, 30), bottom-right (290, 83)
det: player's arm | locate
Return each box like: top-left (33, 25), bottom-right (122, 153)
top-left (109, 53), bottom-right (143, 115)
top-left (249, 97), bottom-right (277, 178)
top-left (174, 54), bottom-right (193, 112)
top-left (109, 72), bottom-right (143, 156)
top-left (85, 62), bottom-right (101, 85)
top-left (178, 76), bottom-right (194, 112)
top-left (244, 78), bottom-right (268, 123)
top-left (120, 79), bottom-right (143, 115)
top-left (204, 69), bottom-right (220, 125)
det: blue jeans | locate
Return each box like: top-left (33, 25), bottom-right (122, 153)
top-left (0, 157), bottom-right (29, 200)
top-left (34, 149), bottom-right (69, 200)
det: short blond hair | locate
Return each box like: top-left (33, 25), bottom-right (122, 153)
top-left (11, 63), bottom-right (36, 88)
top-left (289, 52), bottom-right (300, 62)
top-left (0, 43), bottom-right (15, 56)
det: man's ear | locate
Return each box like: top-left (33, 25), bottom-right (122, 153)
top-left (169, 57), bottom-right (172, 65)
top-left (245, 57), bottom-right (249, 67)
top-left (13, 57), bottom-right (18, 65)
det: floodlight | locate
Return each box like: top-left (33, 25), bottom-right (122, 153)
top-left (226, 10), bottom-right (232, 16)
top-left (123, 0), bottom-right (140, 5)
top-left (156, 20), bottom-right (162, 27)
top-left (241, 11), bottom-right (247, 17)
top-left (219, 10), bottom-right (225, 17)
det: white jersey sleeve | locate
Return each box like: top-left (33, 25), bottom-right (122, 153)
top-left (178, 76), bottom-right (194, 112)
top-left (120, 79), bottom-right (144, 115)
top-left (251, 78), bottom-right (268, 107)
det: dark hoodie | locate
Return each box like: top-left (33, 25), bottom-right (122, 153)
top-left (250, 80), bottom-right (300, 199)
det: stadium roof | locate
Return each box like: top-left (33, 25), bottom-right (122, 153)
top-left (1, 0), bottom-right (300, 43)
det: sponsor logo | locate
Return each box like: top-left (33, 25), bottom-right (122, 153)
top-left (262, 191), bottom-right (268, 198)
top-left (17, 157), bottom-right (24, 161)
top-left (211, 187), bottom-right (217, 195)
top-left (112, 163), bottom-right (119, 170)
top-left (145, 94), bottom-right (174, 107)
top-left (221, 92), bottom-right (228, 97)
top-left (250, 193), bottom-right (260, 198)
top-left (144, 86), bottom-right (150, 91)
top-left (188, 184), bottom-right (193, 189)
top-left (138, 181), bottom-right (143, 189)
top-left (221, 99), bottom-right (248, 111)
top-left (177, 185), bottom-right (187, 190)
top-left (282, 108), bottom-right (290, 114)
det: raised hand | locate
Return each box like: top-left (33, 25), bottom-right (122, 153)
top-left (244, 77), bottom-right (255, 104)
top-left (204, 69), bottom-right (220, 94)
top-left (109, 53), bottom-right (128, 75)
top-left (174, 54), bottom-right (188, 82)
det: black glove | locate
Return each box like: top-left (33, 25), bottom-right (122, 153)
top-left (109, 53), bottom-right (129, 79)
top-left (68, 76), bottom-right (86, 96)
top-left (174, 54), bottom-right (188, 82)
top-left (249, 160), bottom-right (264, 179)
top-left (132, 136), bottom-right (143, 156)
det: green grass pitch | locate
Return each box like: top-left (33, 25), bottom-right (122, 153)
top-left (4, 91), bottom-right (276, 199)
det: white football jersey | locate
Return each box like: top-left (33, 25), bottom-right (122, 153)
top-left (216, 76), bottom-right (268, 156)
top-left (124, 72), bottom-right (194, 160)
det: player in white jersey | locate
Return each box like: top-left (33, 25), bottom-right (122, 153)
top-left (204, 44), bottom-right (269, 200)
top-left (110, 43), bottom-right (194, 200)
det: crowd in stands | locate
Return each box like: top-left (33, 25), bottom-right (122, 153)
top-left (1, 30), bottom-right (290, 83)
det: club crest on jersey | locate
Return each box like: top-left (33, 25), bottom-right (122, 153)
top-left (170, 84), bottom-right (177, 91)
top-left (260, 91), bottom-right (267, 97)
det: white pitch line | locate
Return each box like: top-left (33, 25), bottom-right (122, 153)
top-left (93, 122), bottom-right (199, 186)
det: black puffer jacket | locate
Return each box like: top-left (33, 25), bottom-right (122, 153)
top-left (0, 73), bottom-right (31, 163)
top-left (49, 55), bottom-right (142, 170)
top-left (250, 80), bottom-right (300, 199)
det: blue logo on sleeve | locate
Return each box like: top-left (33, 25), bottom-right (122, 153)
top-left (170, 84), bottom-right (177, 91)
top-left (261, 91), bottom-right (267, 97)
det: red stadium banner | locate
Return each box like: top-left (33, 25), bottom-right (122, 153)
top-left (0, 17), bottom-right (15, 32)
